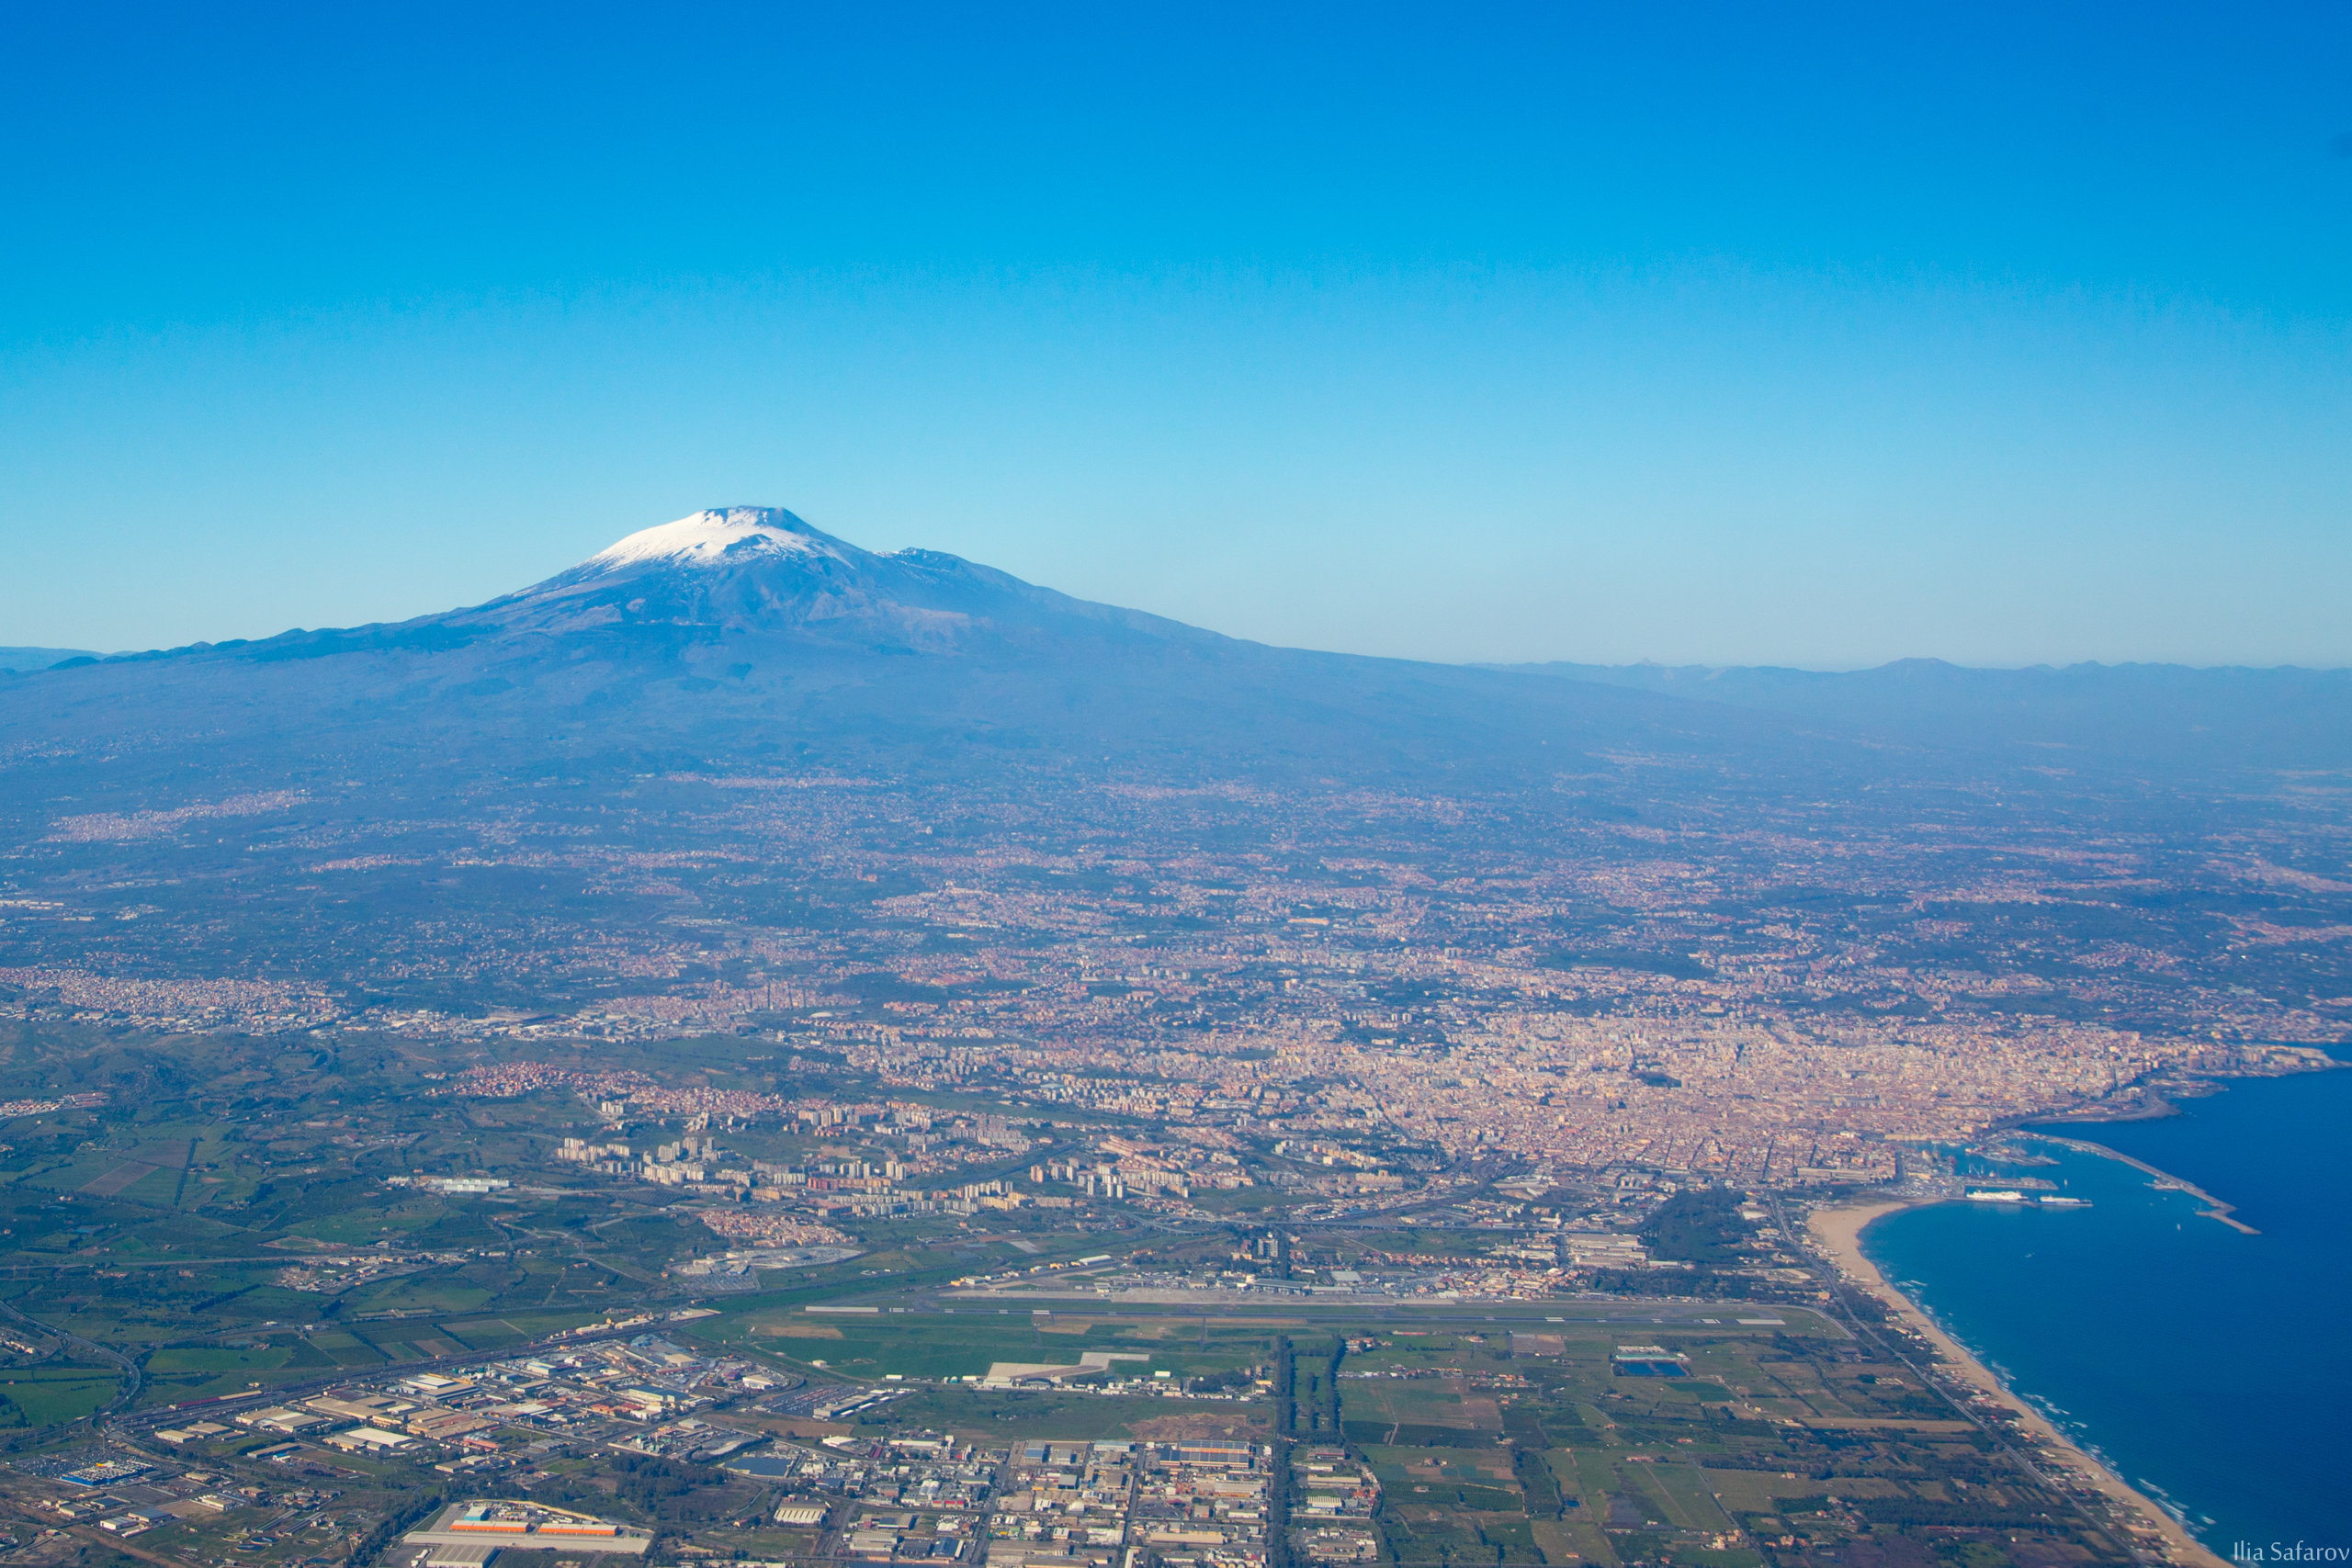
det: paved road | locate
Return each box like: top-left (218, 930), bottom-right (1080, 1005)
top-left (0, 1297), bottom-right (141, 1421)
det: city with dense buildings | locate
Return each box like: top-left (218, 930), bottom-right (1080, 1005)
top-left (0, 916), bottom-right (2264, 1568)
top-left (0, 765), bottom-right (2339, 1195)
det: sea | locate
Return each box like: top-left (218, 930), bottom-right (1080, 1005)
top-left (1860, 1051), bottom-right (2352, 1555)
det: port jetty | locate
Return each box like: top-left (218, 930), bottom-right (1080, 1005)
top-left (2030, 1134), bottom-right (2257, 1234)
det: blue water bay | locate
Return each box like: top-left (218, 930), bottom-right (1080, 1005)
top-left (1861, 1056), bottom-right (2352, 1551)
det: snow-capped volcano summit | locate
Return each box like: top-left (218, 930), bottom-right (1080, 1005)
top-left (492, 504), bottom-right (1213, 657)
top-left (574, 507), bottom-right (850, 575)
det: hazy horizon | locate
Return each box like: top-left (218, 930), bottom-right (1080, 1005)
top-left (6, 501), bottom-right (2347, 681)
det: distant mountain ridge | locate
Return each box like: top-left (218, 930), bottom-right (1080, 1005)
top-left (0, 647), bottom-right (101, 673)
top-left (2, 509), bottom-right (2346, 798)
top-left (1493, 658), bottom-right (2352, 772)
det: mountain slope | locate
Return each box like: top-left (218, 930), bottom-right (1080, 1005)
top-left (0, 510), bottom-right (1804, 796)
top-left (2, 509), bottom-right (2342, 810)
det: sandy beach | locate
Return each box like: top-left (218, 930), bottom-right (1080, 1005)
top-left (1809, 1201), bottom-right (2225, 1568)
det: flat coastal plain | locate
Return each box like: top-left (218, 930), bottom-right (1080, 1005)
top-left (1811, 1202), bottom-right (2225, 1568)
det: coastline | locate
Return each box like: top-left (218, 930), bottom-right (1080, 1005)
top-left (1808, 1200), bottom-right (2225, 1568)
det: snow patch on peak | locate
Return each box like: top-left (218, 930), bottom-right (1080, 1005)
top-left (582, 508), bottom-right (842, 573)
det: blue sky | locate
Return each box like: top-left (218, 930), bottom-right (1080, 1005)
top-left (5, 3), bottom-right (2348, 666)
